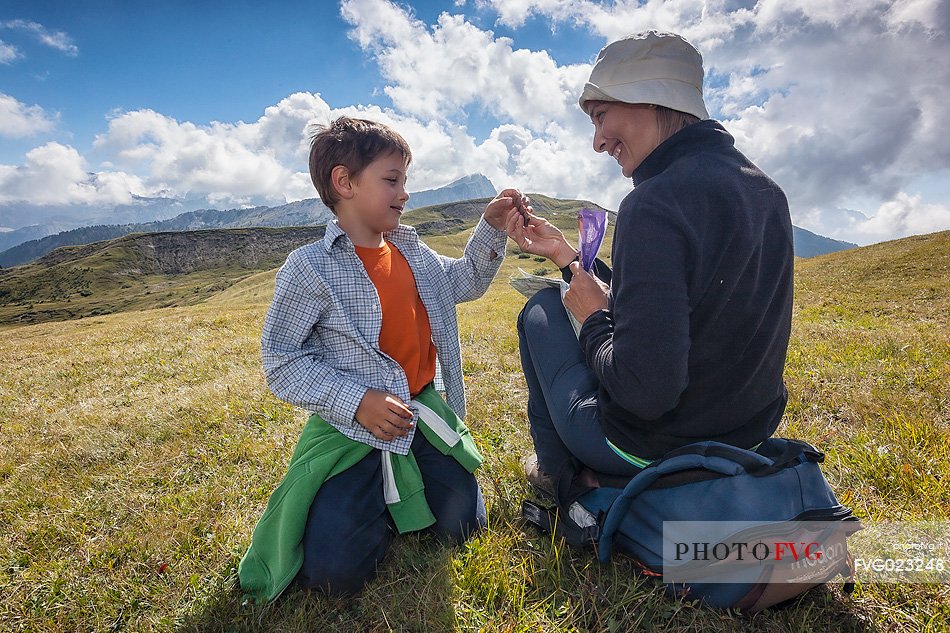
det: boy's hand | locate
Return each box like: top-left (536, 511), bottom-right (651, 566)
top-left (355, 389), bottom-right (415, 441)
top-left (484, 188), bottom-right (529, 230)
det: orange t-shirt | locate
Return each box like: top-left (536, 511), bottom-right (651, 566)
top-left (355, 241), bottom-right (437, 397)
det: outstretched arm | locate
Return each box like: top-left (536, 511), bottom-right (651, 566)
top-left (434, 189), bottom-right (522, 303)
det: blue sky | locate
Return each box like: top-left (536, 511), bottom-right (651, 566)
top-left (1, 1), bottom-right (380, 161)
top-left (0, 0), bottom-right (602, 162)
top-left (1, 0), bottom-right (948, 245)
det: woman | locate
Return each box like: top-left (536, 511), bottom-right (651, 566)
top-left (509, 31), bottom-right (794, 495)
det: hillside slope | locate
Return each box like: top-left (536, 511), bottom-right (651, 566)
top-left (2, 182), bottom-right (857, 267)
top-left (0, 227), bottom-right (325, 327)
top-left (795, 230), bottom-right (948, 323)
top-left (0, 202), bottom-right (332, 268)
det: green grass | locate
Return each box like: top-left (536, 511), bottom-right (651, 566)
top-left (0, 229), bottom-right (947, 632)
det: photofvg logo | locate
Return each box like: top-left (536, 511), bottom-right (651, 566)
top-left (662, 520), bottom-right (950, 585)
top-left (662, 521), bottom-right (857, 585)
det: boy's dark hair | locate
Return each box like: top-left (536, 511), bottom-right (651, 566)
top-left (308, 116), bottom-right (412, 213)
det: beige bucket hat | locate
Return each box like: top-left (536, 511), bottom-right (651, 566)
top-left (578, 30), bottom-right (709, 120)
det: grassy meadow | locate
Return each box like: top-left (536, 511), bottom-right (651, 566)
top-left (0, 225), bottom-right (947, 632)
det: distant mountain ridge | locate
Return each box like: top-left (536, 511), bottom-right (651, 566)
top-left (406, 174), bottom-right (497, 209)
top-left (0, 174), bottom-right (497, 267)
top-left (0, 194), bottom-right (211, 240)
top-left (792, 226), bottom-right (856, 258)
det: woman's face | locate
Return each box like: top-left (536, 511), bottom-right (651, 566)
top-left (588, 101), bottom-right (660, 178)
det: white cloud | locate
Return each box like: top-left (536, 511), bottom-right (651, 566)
top-left (341, 0), bottom-right (590, 132)
top-left (885, 0), bottom-right (945, 30)
top-left (93, 109), bottom-right (298, 207)
top-left (84, 86), bottom-right (622, 209)
top-left (0, 39), bottom-right (19, 63)
top-left (854, 194), bottom-right (950, 244)
top-left (0, 19), bottom-right (79, 56)
top-left (88, 91), bottom-right (339, 206)
top-left (338, 0), bottom-right (629, 204)
top-left (474, 0), bottom-right (579, 29)
top-left (0, 142), bottom-right (146, 205)
top-left (797, 193), bottom-right (950, 246)
top-left (0, 92), bottom-right (56, 138)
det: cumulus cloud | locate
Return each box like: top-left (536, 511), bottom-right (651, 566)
top-left (87, 91), bottom-right (518, 206)
top-left (797, 194), bottom-right (950, 245)
top-left (0, 142), bottom-right (146, 205)
top-left (0, 19), bottom-right (79, 56)
top-left (83, 85), bottom-right (623, 209)
top-left (93, 106), bottom-right (306, 207)
top-left (0, 92), bottom-right (56, 138)
top-left (704, 1), bottom-right (950, 216)
top-left (856, 194), bottom-right (950, 243)
top-left (339, 0), bottom-right (630, 204)
top-left (341, 0), bottom-right (591, 131)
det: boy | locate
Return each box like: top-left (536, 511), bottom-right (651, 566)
top-left (238, 116), bottom-right (523, 601)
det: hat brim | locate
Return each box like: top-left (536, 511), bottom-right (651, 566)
top-left (578, 78), bottom-right (708, 121)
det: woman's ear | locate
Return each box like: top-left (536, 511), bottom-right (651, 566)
top-left (330, 165), bottom-right (356, 201)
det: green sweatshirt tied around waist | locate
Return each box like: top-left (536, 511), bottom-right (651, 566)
top-left (238, 385), bottom-right (482, 603)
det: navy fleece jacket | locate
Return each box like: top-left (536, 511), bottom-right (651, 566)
top-left (570, 120), bottom-right (794, 459)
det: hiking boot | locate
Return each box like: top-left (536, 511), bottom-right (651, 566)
top-left (522, 453), bottom-right (555, 500)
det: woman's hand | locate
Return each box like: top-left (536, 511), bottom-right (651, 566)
top-left (563, 261), bottom-right (610, 323)
top-left (505, 208), bottom-right (577, 268)
top-left (355, 389), bottom-right (415, 442)
top-left (484, 188), bottom-right (529, 231)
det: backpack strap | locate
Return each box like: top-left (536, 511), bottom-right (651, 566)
top-left (597, 440), bottom-right (821, 564)
top-left (660, 440), bottom-right (823, 476)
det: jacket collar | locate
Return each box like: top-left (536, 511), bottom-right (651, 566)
top-left (322, 218), bottom-right (420, 254)
top-left (632, 120), bottom-right (735, 186)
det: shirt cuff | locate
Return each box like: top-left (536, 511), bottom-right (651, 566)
top-left (471, 216), bottom-right (509, 261)
top-left (578, 309), bottom-right (613, 350)
top-left (328, 379), bottom-right (370, 430)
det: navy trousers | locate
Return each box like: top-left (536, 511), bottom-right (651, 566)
top-left (296, 429), bottom-right (486, 596)
top-left (517, 287), bottom-right (642, 478)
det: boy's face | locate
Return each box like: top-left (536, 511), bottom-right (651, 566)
top-left (347, 152), bottom-right (410, 235)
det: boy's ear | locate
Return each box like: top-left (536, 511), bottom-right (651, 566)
top-left (330, 165), bottom-right (357, 201)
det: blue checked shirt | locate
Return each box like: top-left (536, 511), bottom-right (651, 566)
top-left (261, 216), bottom-right (508, 454)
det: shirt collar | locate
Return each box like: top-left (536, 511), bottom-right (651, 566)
top-left (632, 119), bottom-right (734, 186)
top-left (322, 219), bottom-right (348, 252)
top-left (322, 218), bottom-right (419, 253)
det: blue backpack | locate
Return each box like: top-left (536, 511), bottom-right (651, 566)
top-left (522, 438), bottom-right (862, 612)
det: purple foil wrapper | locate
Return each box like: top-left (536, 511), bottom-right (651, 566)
top-left (578, 208), bottom-right (607, 271)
